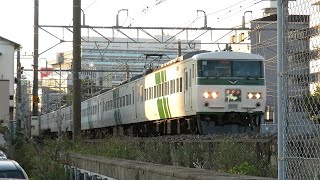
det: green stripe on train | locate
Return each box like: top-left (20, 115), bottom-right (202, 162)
top-left (196, 78), bottom-right (264, 85)
top-left (157, 99), bottom-right (166, 119)
top-left (164, 98), bottom-right (171, 118)
top-left (155, 72), bottom-right (161, 85)
top-left (162, 98), bottom-right (169, 118)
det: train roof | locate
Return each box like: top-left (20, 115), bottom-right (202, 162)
top-left (193, 51), bottom-right (264, 61)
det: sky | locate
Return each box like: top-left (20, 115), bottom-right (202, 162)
top-left (0, 0), bottom-right (273, 70)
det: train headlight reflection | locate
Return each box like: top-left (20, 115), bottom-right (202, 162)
top-left (203, 92), bottom-right (210, 98)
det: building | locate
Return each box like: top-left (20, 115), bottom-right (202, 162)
top-left (0, 36), bottom-right (20, 126)
top-left (0, 80), bottom-right (9, 124)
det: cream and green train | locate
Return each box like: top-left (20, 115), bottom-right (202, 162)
top-left (40, 50), bottom-right (266, 137)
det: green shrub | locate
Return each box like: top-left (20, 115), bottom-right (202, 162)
top-left (229, 162), bottom-right (258, 175)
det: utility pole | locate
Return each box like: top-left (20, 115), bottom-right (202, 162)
top-left (177, 40), bottom-right (181, 57)
top-left (32, 0), bottom-right (39, 138)
top-left (73, 0), bottom-right (82, 142)
top-left (16, 48), bottom-right (21, 129)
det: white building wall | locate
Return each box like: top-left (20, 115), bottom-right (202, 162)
top-left (0, 40), bottom-right (15, 118)
top-left (0, 42), bottom-right (15, 95)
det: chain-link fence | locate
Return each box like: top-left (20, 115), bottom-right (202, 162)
top-left (278, 0), bottom-right (320, 179)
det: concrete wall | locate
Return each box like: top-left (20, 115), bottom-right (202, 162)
top-left (69, 153), bottom-right (276, 180)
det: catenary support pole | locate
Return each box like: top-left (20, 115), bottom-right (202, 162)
top-left (277, 0), bottom-right (286, 179)
top-left (16, 48), bottom-right (21, 129)
top-left (73, 0), bottom-right (82, 143)
top-left (32, 0), bottom-right (39, 138)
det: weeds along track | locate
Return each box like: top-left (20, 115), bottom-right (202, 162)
top-left (84, 133), bottom-right (277, 144)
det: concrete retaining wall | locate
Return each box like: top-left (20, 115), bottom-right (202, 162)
top-left (69, 153), bottom-right (276, 180)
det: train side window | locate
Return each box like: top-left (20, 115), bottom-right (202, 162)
top-left (126, 95), bottom-right (128, 106)
top-left (185, 72), bottom-right (188, 90)
top-left (144, 89), bottom-right (147, 101)
top-left (192, 64), bottom-right (195, 78)
top-left (176, 78), bottom-right (179, 93)
top-left (166, 82), bottom-right (169, 95)
top-left (121, 97), bottom-right (124, 107)
top-left (129, 94), bottom-right (131, 105)
top-left (162, 84), bottom-right (164, 96)
top-left (150, 87), bottom-right (152, 99)
top-left (173, 80), bottom-right (175, 93)
top-left (164, 83), bottom-right (167, 96)
top-left (140, 86), bottom-right (144, 101)
top-left (116, 98), bottom-right (119, 108)
top-left (123, 96), bottom-right (125, 106)
top-left (189, 69), bottom-right (191, 87)
top-left (111, 100), bottom-right (113, 109)
top-left (154, 86), bottom-right (156, 99)
top-left (157, 85), bottom-right (160, 97)
top-left (180, 77), bottom-right (183, 92)
top-left (132, 90), bottom-right (134, 104)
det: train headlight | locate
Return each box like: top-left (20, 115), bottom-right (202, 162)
top-left (212, 92), bottom-right (218, 99)
top-left (203, 92), bottom-right (210, 98)
top-left (247, 92), bottom-right (262, 99)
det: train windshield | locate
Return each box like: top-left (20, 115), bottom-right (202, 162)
top-left (197, 60), bottom-right (263, 78)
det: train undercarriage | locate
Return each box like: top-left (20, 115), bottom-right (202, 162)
top-left (41, 112), bottom-right (263, 139)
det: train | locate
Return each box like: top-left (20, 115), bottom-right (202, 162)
top-left (38, 50), bottom-right (266, 138)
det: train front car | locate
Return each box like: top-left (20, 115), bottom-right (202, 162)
top-left (194, 51), bottom-right (266, 134)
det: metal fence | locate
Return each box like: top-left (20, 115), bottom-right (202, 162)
top-left (278, 0), bottom-right (320, 179)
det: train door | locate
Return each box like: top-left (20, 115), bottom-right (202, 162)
top-left (184, 68), bottom-right (191, 112)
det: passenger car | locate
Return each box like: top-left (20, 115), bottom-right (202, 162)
top-left (0, 150), bottom-right (7, 159)
top-left (0, 160), bottom-right (29, 179)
